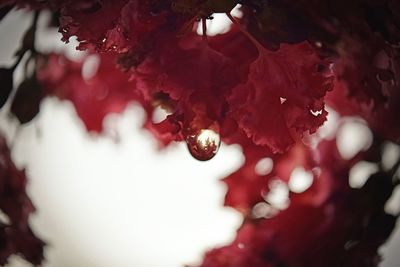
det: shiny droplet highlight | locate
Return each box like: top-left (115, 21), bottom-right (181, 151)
top-left (186, 129), bottom-right (221, 161)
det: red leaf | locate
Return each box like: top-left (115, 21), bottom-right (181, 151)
top-left (229, 41), bottom-right (333, 153)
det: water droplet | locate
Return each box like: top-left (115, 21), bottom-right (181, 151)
top-left (186, 129), bottom-right (221, 161)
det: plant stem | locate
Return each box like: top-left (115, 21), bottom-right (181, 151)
top-left (202, 18), bottom-right (207, 42)
top-left (11, 10), bottom-right (39, 71)
top-left (226, 12), bottom-right (264, 52)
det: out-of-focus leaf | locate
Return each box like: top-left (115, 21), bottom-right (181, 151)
top-left (0, 68), bottom-right (13, 108)
top-left (22, 27), bottom-right (35, 51)
top-left (202, 137), bottom-right (399, 267)
top-left (10, 75), bottom-right (43, 123)
top-left (0, 136), bottom-right (45, 265)
top-left (38, 53), bottom-right (145, 132)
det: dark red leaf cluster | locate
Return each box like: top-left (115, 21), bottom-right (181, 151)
top-left (237, 0), bottom-right (400, 143)
top-left (2, 0), bottom-right (334, 152)
top-left (0, 136), bottom-right (44, 266)
top-left (9, 0), bottom-right (398, 145)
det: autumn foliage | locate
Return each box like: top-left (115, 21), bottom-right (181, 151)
top-left (0, 0), bottom-right (400, 266)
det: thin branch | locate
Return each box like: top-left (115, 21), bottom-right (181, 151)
top-left (226, 12), bottom-right (264, 52)
top-left (11, 11), bottom-right (40, 71)
top-left (30, 11), bottom-right (40, 55)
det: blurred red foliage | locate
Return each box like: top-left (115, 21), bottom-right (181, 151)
top-left (1, 0), bottom-right (400, 266)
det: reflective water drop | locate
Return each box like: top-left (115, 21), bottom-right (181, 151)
top-left (186, 129), bottom-right (221, 161)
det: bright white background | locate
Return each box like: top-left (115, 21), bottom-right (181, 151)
top-left (0, 9), bottom-right (399, 267)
